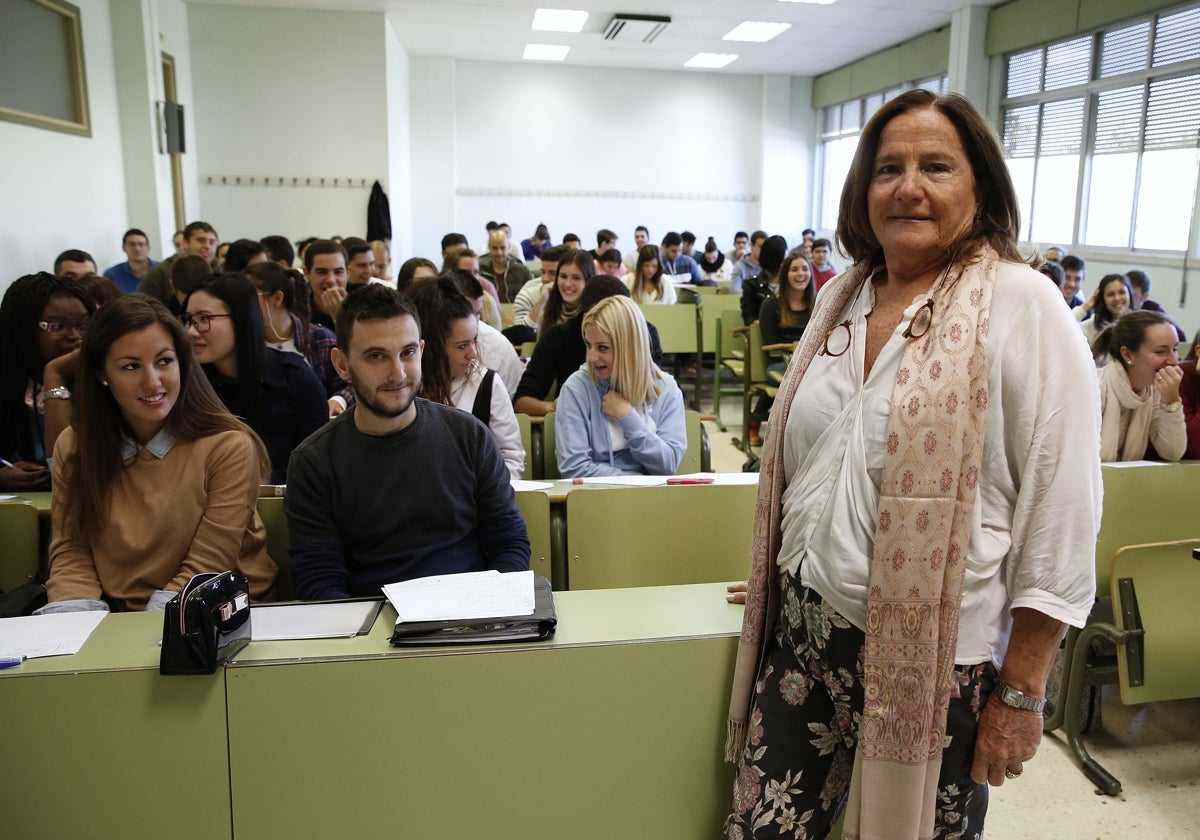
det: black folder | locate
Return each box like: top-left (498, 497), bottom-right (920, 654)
top-left (389, 575), bottom-right (557, 646)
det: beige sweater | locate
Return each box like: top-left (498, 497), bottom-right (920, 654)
top-left (47, 428), bottom-right (276, 610)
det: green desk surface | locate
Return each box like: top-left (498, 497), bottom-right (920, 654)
top-left (230, 581), bottom-right (745, 666)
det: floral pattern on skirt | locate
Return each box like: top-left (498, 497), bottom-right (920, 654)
top-left (725, 574), bottom-right (997, 840)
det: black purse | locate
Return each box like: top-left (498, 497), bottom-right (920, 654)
top-left (159, 571), bottom-right (252, 675)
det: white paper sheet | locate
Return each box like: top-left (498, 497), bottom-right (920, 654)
top-left (382, 570), bottom-right (535, 622)
top-left (511, 480), bottom-right (554, 492)
top-left (1101, 460), bottom-right (1170, 468)
top-left (0, 611), bottom-right (107, 660)
top-left (250, 601), bottom-right (382, 641)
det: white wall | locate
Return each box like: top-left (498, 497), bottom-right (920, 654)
top-left (406, 58), bottom-right (767, 260)
top-left (187, 5), bottom-right (391, 244)
top-left (0, 0), bottom-right (129, 293)
top-left (383, 17), bottom-right (412, 266)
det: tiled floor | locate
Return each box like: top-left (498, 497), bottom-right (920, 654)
top-left (699, 400), bottom-right (1200, 838)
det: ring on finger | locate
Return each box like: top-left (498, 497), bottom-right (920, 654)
top-left (1004, 768), bottom-right (1023, 780)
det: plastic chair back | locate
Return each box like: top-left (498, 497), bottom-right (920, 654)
top-left (0, 500), bottom-right (40, 592)
top-left (565, 483), bottom-right (757, 589)
top-left (255, 496), bottom-right (294, 602)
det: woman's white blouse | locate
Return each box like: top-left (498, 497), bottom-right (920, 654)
top-left (776, 261), bottom-right (1102, 666)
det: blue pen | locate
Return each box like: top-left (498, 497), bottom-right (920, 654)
top-left (0, 656), bottom-right (27, 669)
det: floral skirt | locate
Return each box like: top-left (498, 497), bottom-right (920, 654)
top-left (724, 573), bottom-right (997, 840)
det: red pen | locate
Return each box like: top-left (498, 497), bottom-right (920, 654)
top-left (666, 477), bottom-right (714, 485)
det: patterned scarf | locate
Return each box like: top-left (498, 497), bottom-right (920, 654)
top-left (725, 248), bottom-right (997, 840)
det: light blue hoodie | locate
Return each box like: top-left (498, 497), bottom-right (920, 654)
top-left (555, 365), bottom-right (687, 477)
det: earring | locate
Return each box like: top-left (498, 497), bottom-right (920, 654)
top-left (101, 380), bottom-right (109, 386)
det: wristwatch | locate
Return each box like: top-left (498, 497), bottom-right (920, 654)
top-left (995, 682), bottom-right (1046, 713)
top-left (1162, 400), bottom-right (1182, 413)
top-left (42, 386), bottom-right (71, 401)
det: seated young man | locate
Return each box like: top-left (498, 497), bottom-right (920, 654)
top-left (285, 285), bottom-right (529, 600)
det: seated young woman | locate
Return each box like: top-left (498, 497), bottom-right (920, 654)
top-left (0, 273), bottom-right (95, 491)
top-left (1094, 310), bottom-right (1186, 462)
top-left (184, 273), bottom-right (328, 483)
top-left (42, 295), bottom-right (276, 613)
top-left (408, 276), bottom-right (525, 479)
top-left (1078, 273), bottom-right (1132, 355)
top-left (555, 295), bottom-right (686, 477)
top-left (1179, 327), bottom-right (1200, 458)
top-left (758, 254), bottom-right (814, 346)
top-left (243, 261), bottom-right (352, 417)
top-left (623, 244), bottom-right (677, 305)
top-left (539, 248), bottom-right (593, 335)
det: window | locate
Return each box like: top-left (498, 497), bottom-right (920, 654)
top-left (0, 0), bottom-right (90, 137)
top-left (1001, 3), bottom-right (1200, 253)
top-left (816, 75), bottom-right (948, 230)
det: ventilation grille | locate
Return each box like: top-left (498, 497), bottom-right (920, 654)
top-left (603, 13), bottom-right (670, 43)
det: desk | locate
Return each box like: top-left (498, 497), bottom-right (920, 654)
top-left (0, 611), bottom-right (232, 839)
top-left (2, 584), bottom-right (744, 840)
top-left (17, 490), bottom-right (52, 519)
top-left (1095, 462), bottom-right (1200, 597)
top-left (226, 582), bottom-right (742, 840)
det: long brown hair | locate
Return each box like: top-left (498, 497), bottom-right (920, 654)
top-left (837, 89), bottom-right (1027, 269)
top-left (59, 295), bottom-right (269, 543)
top-left (540, 249), bottom-right (594, 333)
top-left (776, 255), bottom-right (815, 327)
top-left (631, 244), bottom-right (667, 303)
top-left (406, 275), bottom-right (476, 405)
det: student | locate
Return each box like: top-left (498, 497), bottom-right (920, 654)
top-left (539, 248), bottom-right (593, 334)
top-left (0, 273), bottom-right (95, 490)
top-left (555, 295), bottom-right (686, 478)
top-left (1094, 311), bottom-right (1185, 462)
top-left (624, 244), bottom-right (677, 305)
top-left (285, 285), bottom-right (529, 600)
top-left (1079, 273), bottom-right (1132, 352)
top-left (243, 261), bottom-right (353, 416)
top-left (184, 273), bottom-right (328, 483)
top-left (698, 237), bottom-right (732, 286)
top-left (41, 295), bottom-right (276, 613)
top-left (395, 257), bottom-right (437, 293)
top-left (408, 276), bottom-right (525, 479)
top-left (758, 254), bottom-right (814, 346)
top-left (102, 228), bottom-right (156, 293)
top-left (740, 235), bottom-right (787, 326)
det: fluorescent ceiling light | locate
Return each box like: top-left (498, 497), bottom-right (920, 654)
top-left (523, 43), bottom-right (570, 62)
top-left (723, 21), bottom-right (791, 43)
top-left (778, 0), bottom-right (838, 4)
top-left (684, 53), bottom-right (739, 69)
top-left (532, 8), bottom-right (588, 33)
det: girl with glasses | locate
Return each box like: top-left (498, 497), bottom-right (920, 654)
top-left (0, 273), bottom-right (95, 490)
top-left (183, 273), bottom-right (327, 484)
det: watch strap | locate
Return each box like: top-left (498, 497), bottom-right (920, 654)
top-left (996, 682), bottom-right (1046, 713)
top-left (42, 386), bottom-right (71, 401)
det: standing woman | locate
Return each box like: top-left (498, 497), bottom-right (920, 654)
top-left (725, 91), bottom-right (1101, 839)
top-left (1078, 273), bottom-right (1132, 351)
top-left (1093, 310), bottom-right (1185, 462)
top-left (758, 254), bottom-right (815, 346)
top-left (184, 273), bottom-right (328, 484)
top-left (407, 277), bottom-right (524, 479)
top-left (243, 261), bottom-right (353, 417)
top-left (623, 244), bottom-right (677, 305)
top-left (0, 273), bottom-right (95, 491)
top-left (41, 295), bottom-right (275, 613)
top-left (555, 295), bottom-right (686, 477)
top-left (539, 248), bottom-right (593, 334)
